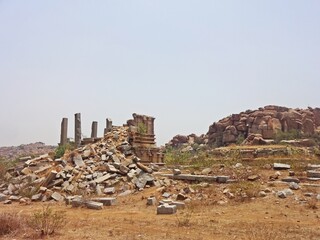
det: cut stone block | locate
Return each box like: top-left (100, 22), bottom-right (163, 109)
top-left (307, 171), bottom-right (320, 178)
top-left (51, 192), bottom-right (64, 202)
top-left (92, 197), bottom-right (116, 206)
top-left (95, 174), bottom-right (111, 184)
top-left (73, 155), bottom-right (85, 167)
top-left (162, 192), bottom-right (171, 198)
top-left (273, 163), bottom-right (291, 170)
top-left (31, 193), bottom-right (42, 201)
top-left (86, 201), bottom-right (103, 210)
top-left (307, 164), bottom-right (320, 170)
top-left (147, 197), bottom-right (157, 206)
top-left (104, 187), bottom-right (115, 195)
top-left (281, 177), bottom-right (300, 183)
top-left (157, 204), bottom-right (177, 214)
top-left (72, 197), bottom-right (84, 208)
top-left (171, 201), bottom-right (185, 209)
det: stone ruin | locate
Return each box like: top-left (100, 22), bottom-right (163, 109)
top-left (59, 113), bottom-right (163, 164)
top-left (127, 114), bottom-right (163, 164)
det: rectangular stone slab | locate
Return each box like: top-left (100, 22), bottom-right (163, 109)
top-left (91, 197), bottom-right (116, 206)
top-left (273, 163), bottom-right (291, 170)
top-left (157, 204), bottom-right (177, 214)
top-left (86, 201), bottom-right (104, 210)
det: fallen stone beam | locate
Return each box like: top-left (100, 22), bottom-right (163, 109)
top-left (91, 197), bottom-right (116, 206)
top-left (161, 174), bottom-right (223, 182)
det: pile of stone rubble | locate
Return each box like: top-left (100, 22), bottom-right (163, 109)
top-left (0, 126), bottom-right (162, 206)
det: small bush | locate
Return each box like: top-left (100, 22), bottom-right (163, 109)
top-left (28, 205), bottom-right (66, 236)
top-left (137, 122), bottom-right (147, 135)
top-left (0, 212), bottom-right (24, 236)
top-left (164, 147), bottom-right (192, 166)
top-left (54, 143), bottom-right (74, 159)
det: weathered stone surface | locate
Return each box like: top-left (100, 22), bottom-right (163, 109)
top-left (171, 201), bottom-right (185, 209)
top-left (75, 113), bottom-right (82, 147)
top-left (0, 193), bottom-right (7, 202)
top-left (273, 163), bottom-right (291, 170)
top-left (42, 170), bottom-right (57, 187)
top-left (307, 170), bottom-right (320, 178)
top-left (258, 191), bottom-right (267, 197)
top-left (95, 174), bottom-right (111, 184)
top-left (173, 169), bottom-right (181, 175)
top-left (72, 197), bottom-right (84, 208)
top-left (281, 177), bottom-right (300, 183)
top-left (60, 118), bottom-right (68, 146)
top-left (51, 192), bottom-right (64, 202)
top-left (92, 197), bottom-right (116, 206)
top-left (31, 193), bottom-right (42, 201)
top-left (176, 193), bottom-right (187, 201)
top-left (3, 200), bottom-right (12, 204)
top-left (216, 176), bottom-right (229, 183)
top-left (168, 106), bottom-right (320, 147)
top-left (118, 190), bottom-right (132, 197)
top-left (104, 187), bottom-right (115, 195)
top-left (147, 197), bottom-right (157, 206)
top-left (289, 182), bottom-right (300, 190)
top-left (162, 192), bottom-right (171, 198)
top-left (201, 168), bottom-right (212, 175)
top-left (157, 204), bottom-right (177, 214)
top-left (73, 155), bottom-right (85, 167)
top-left (277, 189), bottom-right (294, 198)
top-left (247, 175), bottom-right (260, 181)
top-left (86, 201), bottom-right (103, 210)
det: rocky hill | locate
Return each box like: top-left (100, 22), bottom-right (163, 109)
top-left (0, 142), bottom-right (56, 161)
top-left (168, 105), bottom-right (320, 148)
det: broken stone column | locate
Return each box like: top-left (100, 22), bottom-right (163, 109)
top-left (104, 118), bottom-right (112, 134)
top-left (91, 121), bottom-right (98, 138)
top-left (60, 118), bottom-right (68, 146)
top-left (75, 113), bottom-right (81, 147)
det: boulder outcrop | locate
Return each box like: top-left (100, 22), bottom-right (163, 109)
top-left (168, 105), bottom-right (320, 147)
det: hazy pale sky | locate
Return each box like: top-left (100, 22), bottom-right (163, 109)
top-left (1, 1), bottom-right (320, 147)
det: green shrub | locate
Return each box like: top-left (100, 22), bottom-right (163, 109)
top-left (137, 122), bottom-right (147, 135)
top-left (54, 143), bottom-right (74, 159)
top-left (274, 130), bottom-right (302, 143)
top-left (236, 134), bottom-right (245, 145)
top-left (164, 147), bottom-right (192, 166)
top-left (28, 205), bottom-right (66, 236)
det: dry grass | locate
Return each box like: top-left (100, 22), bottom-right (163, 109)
top-left (0, 212), bottom-right (25, 236)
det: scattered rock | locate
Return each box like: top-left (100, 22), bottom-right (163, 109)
top-left (173, 169), bottom-right (181, 175)
top-left (247, 175), bottom-right (260, 181)
top-left (201, 168), bottom-right (212, 175)
top-left (258, 191), bottom-right (267, 197)
top-left (289, 182), bottom-right (300, 190)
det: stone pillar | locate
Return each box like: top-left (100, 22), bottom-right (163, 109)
top-left (60, 118), bottom-right (68, 146)
top-left (91, 121), bottom-right (98, 138)
top-left (104, 118), bottom-right (112, 134)
top-left (75, 113), bottom-right (81, 147)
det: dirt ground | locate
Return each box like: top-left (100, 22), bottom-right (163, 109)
top-left (1, 185), bottom-right (320, 240)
